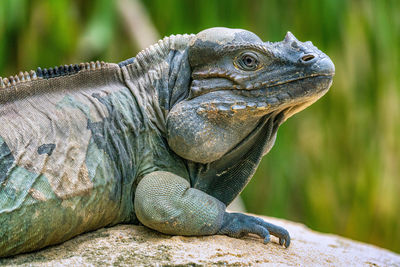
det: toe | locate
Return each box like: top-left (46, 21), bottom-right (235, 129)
top-left (264, 235), bottom-right (270, 244)
top-left (284, 236), bottom-right (291, 248)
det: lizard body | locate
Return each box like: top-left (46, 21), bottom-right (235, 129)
top-left (0, 28), bottom-right (334, 257)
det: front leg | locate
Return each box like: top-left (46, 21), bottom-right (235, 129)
top-left (135, 171), bottom-right (225, 235)
top-left (135, 171), bottom-right (290, 247)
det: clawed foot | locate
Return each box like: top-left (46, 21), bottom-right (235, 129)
top-left (217, 212), bottom-right (290, 248)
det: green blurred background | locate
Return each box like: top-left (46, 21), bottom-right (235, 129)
top-left (0, 0), bottom-right (399, 253)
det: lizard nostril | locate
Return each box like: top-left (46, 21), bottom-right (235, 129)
top-left (301, 54), bottom-right (315, 62)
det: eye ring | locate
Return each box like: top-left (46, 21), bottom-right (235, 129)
top-left (236, 52), bottom-right (260, 71)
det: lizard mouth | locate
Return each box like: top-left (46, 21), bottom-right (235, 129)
top-left (190, 74), bottom-right (333, 118)
top-left (275, 75), bottom-right (333, 118)
top-left (235, 74), bottom-right (332, 96)
top-left (189, 73), bottom-right (333, 100)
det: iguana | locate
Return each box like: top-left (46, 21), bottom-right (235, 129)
top-left (0, 27), bottom-right (334, 257)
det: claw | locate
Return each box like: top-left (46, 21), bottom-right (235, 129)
top-left (217, 212), bottom-right (291, 248)
top-left (284, 237), bottom-right (290, 248)
top-left (279, 234), bottom-right (290, 248)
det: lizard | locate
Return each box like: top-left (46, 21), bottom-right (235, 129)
top-left (0, 27), bottom-right (334, 257)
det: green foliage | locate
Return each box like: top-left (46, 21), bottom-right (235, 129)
top-left (0, 0), bottom-right (399, 253)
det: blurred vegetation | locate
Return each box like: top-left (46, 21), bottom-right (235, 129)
top-left (0, 0), bottom-right (399, 253)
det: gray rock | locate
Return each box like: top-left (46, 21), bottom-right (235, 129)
top-left (1, 215), bottom-right (399, 266)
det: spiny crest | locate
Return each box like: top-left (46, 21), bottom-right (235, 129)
top-left (125, 34), bottom-right (195, 75)
top-left (0, 60), bottom-right (107, 89)
top-left (0, 70), bottom-right (37, 88)
top-left (36, 61), bottom-right (106, 79)
top-left (135, 33), bottom-right (195, 63)
top-left (118, 57), bottom-right (135, 68)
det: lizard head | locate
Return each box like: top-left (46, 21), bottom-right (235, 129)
top-left (166, 27), bottom-right (334, 164)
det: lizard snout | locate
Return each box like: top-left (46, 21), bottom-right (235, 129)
top-left (282, 31), bottom-right (335, 76)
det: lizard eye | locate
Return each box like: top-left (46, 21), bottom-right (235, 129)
top-left (237, 52), bottom-right (259, 71)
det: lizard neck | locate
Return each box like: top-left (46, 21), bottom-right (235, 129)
top-left (120, 34), bottom-right (195, 135)
top-left (189, 112), bottom-right (285, 205)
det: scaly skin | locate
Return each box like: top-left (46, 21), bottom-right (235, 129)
top-left (0, 27), bottom-right (334, 257)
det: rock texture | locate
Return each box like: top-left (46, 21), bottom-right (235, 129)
top-left (1, 215), bottom-right (399, 266)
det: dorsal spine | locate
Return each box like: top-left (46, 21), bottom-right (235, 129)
top-left (0, 61), bottom-right (107, 89)
top-left (126, 34), bottom-right (195, 77)
top-left (0, 70), bottom-right (37, 88)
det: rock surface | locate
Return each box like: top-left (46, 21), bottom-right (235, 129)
top-left (1, 215), bottom-right (399, 266)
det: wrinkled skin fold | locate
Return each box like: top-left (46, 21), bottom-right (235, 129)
top-left (0, 27), bottom-right (334, 257)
